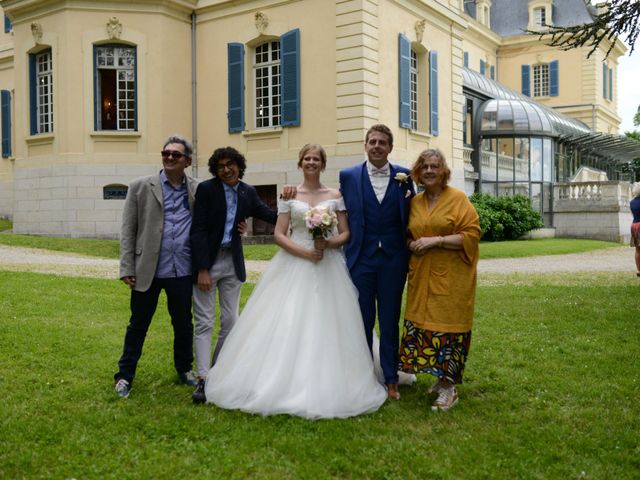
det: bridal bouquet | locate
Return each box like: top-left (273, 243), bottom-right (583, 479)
top-left (304, 206), bottom-right (338, 239)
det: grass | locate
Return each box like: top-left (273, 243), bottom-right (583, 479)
top-left (0, 270), bottom-right (638, 479)
top-left (0, 233), bottom-right (120, 258)
top-left (0, 228), bottom-right (622, 262)
top-left (479, 238), bottom-right (617, 259)
top-left (0, 218), bottom-right (11, 232)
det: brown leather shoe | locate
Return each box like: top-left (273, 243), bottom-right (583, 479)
top-left (386, 383), bottom-right (400, 400)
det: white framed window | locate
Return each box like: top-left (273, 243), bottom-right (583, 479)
top-left (534, 7), bottom-right (546, 27)
top-left (35, 50), bottom-right (53, 134)
top-left (533, 64), bottom-right (549, 97)
top-left (94, 45), bottom-right (136, 131)
top-left (410, 49), bottom-right (418, 130)
top-left (254, 41), bottom-right (281, 128)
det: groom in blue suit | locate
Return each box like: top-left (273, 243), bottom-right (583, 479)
top-left (339, 124), bottom-right (414, 400)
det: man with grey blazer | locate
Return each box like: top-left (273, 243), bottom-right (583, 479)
top-left (114, 134), bottom-right (199, 398)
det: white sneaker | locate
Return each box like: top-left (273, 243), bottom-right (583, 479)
top-left (398, 371), bottom-right (417, 386)
top-left (431, 385), bottom-right (458, 411)
top-left (115, 378), bottom-right (131, 398)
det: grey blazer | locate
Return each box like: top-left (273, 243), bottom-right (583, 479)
top-left (119, 172), bottom-right (199, 292)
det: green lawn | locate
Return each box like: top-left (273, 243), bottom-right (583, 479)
top-left (0, 271), bottom-right (637, 479)
top-left (0, 230), bottom-right (622, 262)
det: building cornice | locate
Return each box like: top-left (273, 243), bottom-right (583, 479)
top-left (498, 33), bottom-right (626, 60)
top-left (2, 0), bottom-right (196, 22)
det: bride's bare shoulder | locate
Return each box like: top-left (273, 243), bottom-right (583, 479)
top-left (327, 188), bottom-right (342, 199)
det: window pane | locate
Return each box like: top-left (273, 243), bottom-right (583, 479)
top-left (254, 41), bottom-right (281, 128)
top-left (96, 45), bottom-right (136, 131)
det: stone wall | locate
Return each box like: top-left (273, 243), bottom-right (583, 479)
top-left (553, 181), bottom-right (631, 243)
top-left (12, 164), bottom-right (160, 239)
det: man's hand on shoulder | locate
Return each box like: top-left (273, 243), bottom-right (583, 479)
top-left (280, 185), bottom-right (297, 201)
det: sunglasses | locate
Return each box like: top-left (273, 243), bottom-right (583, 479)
top-left (161, 150), bottom-right (186, 159)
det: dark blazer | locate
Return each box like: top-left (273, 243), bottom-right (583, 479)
top-left (339, 162), bottom-right (414, 270)
top-left (190, 178), bottom-right (277, 282)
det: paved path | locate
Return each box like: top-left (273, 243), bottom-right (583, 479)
top-left (0, 244), bottom-right (634, 279)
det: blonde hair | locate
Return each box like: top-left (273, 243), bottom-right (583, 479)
top-left (632, 182), bottom-right (640, 198)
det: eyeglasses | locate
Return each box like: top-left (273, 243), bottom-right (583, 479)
top-left (216, 161), bottom-right (237, 171)
top-left (422, 164), bottom-right (441, 171)
top-left (161, 150), bottom-right (186, 159)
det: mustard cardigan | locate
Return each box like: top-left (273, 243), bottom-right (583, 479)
top-left (404, 187), bottom-right (481, 333)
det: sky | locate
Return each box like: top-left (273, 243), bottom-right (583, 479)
top-left (617, 50), bottom-right (640, 133)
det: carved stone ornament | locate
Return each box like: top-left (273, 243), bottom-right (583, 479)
top-left (31, 22), bottom-right (43, 44)
top-left (254, 12), bottom-right (269, 35)
top-left (415, 19), bottom-right (426, 44)
top-left (106, 17), bottom-right (123, 40)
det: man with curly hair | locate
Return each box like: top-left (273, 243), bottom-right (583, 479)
top-left (190, 146), bottom-right (277, 403)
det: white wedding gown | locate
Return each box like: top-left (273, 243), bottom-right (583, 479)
top-left (205, 198), bottom-right (387, 419)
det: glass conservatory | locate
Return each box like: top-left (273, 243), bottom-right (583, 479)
top-left (462, 68), bottom-right (640, 226)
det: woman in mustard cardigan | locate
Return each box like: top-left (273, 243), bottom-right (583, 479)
top-left (399, 149), bottom-right (481, 411)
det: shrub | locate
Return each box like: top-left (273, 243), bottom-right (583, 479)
top-left (470, 192), bottom-right (543, 241)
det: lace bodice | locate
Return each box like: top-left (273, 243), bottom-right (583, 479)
top-left (278, 198), bottom-right (346, 248)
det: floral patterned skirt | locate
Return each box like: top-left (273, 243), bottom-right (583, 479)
top-left (398, 319), bottom-right (472, 385)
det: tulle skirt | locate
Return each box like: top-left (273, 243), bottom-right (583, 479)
top-left (205, 248), bottom-right (387, 419)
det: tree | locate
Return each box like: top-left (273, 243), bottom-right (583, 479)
top-left (532, 0), bottom-right (640, 58)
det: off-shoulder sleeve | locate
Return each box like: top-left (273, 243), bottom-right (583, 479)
top-left (334, 197), bottom-right (346, 212)
top-left (277, 199), bottom-right (291, 214)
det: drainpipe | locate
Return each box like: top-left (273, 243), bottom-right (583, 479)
top-left (191, 11), bottom-right (198, 178)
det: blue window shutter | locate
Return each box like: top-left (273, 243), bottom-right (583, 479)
top-left (429, 50), bottom-right (439, 136)
top-left (603, 63), bottom-right (607, 98)
top-left (549, 60), bottom-right (559, 97)
top-left (281, 29), bottom-right (300, 127)
top-left (1, 90), bottom-right (11, 158)
top-left (609, 67), bottom-right (613, 100)
top-left (480, 59), bottom-right (485, 76)
top-left (463, 51), bottom-right (469, 68)
top-left (521, 64), bottom-right (530, 97)
top-left (29, 54), bottom-right (38, 135)
top-left (490, 65), bottom-right (495, 80)
top-left (398, 33), bottom-right (411, 130)
top-left (227, 43), bottom-right (245, 133)
top-left (4, 15), bottom-right (11, 33)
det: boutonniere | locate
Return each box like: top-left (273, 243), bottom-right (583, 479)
top-left (394, 172), bottom-right (409, 184)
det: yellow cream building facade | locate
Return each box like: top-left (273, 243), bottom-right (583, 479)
top-left (0, 0), bottom-right (634, 239)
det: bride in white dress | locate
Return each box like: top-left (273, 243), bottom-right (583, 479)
top-left (204, 144), bottom-right (387, 419)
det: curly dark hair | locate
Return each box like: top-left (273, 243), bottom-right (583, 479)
top-left (208, 146), bottom-right (247, 178)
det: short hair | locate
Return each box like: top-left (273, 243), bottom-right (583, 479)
top-left (365, 124), bottom-right (394, 146)
top-left (411, 149), bottom-right (451, 188)
top-left (632, 182), bottom-right (640, 198)
top-left (297, 144), bottom-right (327, 169)
top-left (163, 134), bottom-right (193, 158)
top-left (208, 147), bottom-right (247, 178)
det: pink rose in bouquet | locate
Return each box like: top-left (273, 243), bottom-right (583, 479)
top-left (304, 205), bottom-right (337, 239)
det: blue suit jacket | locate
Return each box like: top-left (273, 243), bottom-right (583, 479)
top-left (190, 178), bottom-right (277, 282)
top-left (339, 162), bottom-right (414, 270)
